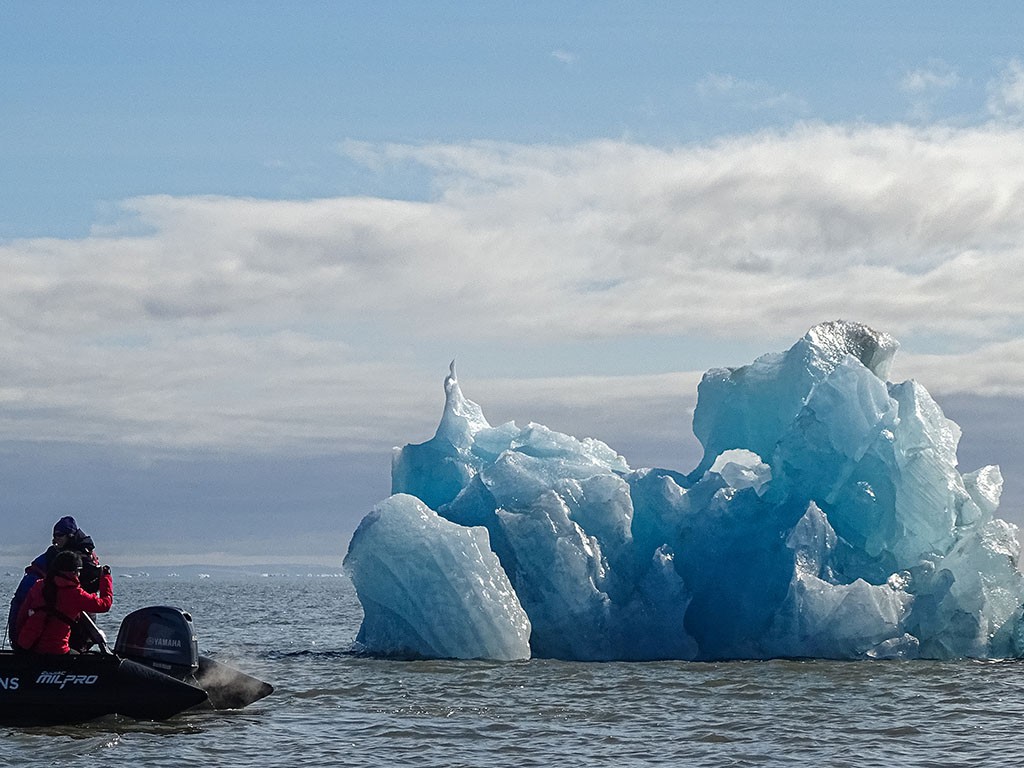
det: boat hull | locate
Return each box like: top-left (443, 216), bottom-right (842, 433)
top-left (0, 651), bottom-right (209, 725)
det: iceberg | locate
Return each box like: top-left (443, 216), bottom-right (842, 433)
top-left (343, 321), bottom-right (1024, 661)
top-left (344, 494), bottom-right (531, 660)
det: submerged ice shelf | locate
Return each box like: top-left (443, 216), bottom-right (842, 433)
top-left (344, 321), bottom-right (1024, 661)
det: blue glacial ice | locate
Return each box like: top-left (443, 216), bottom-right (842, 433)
top-left (342, 494), bottom-right (531, 661)
top-left (344, 321), bottom-right (1024, 661)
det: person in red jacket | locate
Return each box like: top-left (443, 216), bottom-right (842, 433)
top-left (7, 516), bottom-right (104, 651)
top-left (15, 550), bottom-right (113, 655)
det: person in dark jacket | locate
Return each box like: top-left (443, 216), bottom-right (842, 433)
top-left (15, 551), bottom-right (113, 655)
top-left (6, 516), bottom-right (104, 651)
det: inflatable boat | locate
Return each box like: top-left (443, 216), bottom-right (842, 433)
top-left (0, 606), bottom-right (273, 725)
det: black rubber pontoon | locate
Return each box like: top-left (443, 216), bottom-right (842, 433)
top-left (0, 651), bottom-right (209, 725)
top-left (1, 605), bottom-right (272, 725)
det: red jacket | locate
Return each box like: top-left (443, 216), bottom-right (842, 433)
top-left (15, 571), bottom-right (113, 654)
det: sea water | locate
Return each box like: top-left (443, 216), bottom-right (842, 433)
top-left (3, 570), bottom-right (1024, 768)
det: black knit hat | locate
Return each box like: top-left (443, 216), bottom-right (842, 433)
top-left (53, 516), bottom-right (79, 537)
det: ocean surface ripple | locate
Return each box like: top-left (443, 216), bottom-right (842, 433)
top-left (3, 571), bottom-right (1024, 767)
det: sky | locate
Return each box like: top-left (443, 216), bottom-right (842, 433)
top-left (3, 2), bottom-right (1024, 565)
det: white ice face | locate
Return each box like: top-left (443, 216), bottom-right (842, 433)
top-left (344, 493), bottom-right (531, 661)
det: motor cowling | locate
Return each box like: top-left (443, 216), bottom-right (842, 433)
top-left (114, 606), bottom-right (200, 680)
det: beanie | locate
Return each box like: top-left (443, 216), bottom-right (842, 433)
top-left (53, 516), bottom-right (79, 537)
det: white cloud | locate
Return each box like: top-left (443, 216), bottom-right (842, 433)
top-left (901, 64), bottom-right (960, 94)
top-left (987, 59), bottom-right (1024, 120)
top-left (696, 73), bottom-right (807, 114)
top-left (894, 340), bottom-right (1024, 398)
top-left (6, 124), bottom-right (1024, 454)
top-left (551, 49), bottom-right (578, 66)
top-left (900, 62), bottom-right (961, 121)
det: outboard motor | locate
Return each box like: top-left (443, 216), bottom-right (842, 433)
top-left (114, 606), bottom-right (200, 680)
top-left (113, 604), bottom-right (273, 710)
